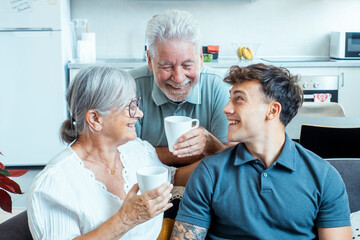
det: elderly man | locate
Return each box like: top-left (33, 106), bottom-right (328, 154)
top-left (129, 9), bottom-right (232, 166)
top-left (171, 63), bottom-right (352, 239)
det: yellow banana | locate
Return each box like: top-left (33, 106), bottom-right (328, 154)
top-left (247, 48), bottom-right (254, 59)
top-left (237, 46), bottom-right (242, 59)
top-left (242, 47), bottom-right (253, 60)
top-left (242, 48), bottom-right (250, 59)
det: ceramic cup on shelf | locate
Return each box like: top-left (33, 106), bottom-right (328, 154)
top-left (77, 40), bottom-right (92, 62)
top-left (81, 32), bottom-right (96, 62)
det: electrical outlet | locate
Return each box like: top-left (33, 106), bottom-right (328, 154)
top-left (73, 19), bottom-right (88, 28)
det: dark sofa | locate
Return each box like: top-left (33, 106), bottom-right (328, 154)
top-left (0, 158), bottom-right (359, 239)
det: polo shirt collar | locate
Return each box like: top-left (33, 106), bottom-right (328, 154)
top-left (151, 74), bottom-right (201, 106)
top-left (233, 133), bottom-right (296, 172)
top-left (274, 133), bottom-right (296, 171)
top-left (152, 80), bottom-right (169, 106)
top-left (234, 143), bottom-right (258, 166)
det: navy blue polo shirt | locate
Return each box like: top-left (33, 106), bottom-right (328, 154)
top-left (176, 134), bottom-right (350, 239)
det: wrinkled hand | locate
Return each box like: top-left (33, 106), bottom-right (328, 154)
top-left (172, 126), bottom-right (208, 158)
top-left (118, 183), bottom-right (173, 229)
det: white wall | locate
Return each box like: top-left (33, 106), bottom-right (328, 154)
top-left (70, 0), bottom-right (360, 59)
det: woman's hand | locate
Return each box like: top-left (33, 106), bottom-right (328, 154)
top-left (73, 182), bottom-right (173, 240)
top-left (118, 182), bottom-right (173, 229)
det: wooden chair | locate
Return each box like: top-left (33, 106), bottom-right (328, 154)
top-left (299, 124), bottom-right (360, 158)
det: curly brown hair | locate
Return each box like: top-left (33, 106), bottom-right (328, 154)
top-left (224, 63), bottom-right (303, 126)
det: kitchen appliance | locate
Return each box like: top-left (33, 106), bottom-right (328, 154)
top-left (298, 76), bottom-right (339, 102)
top-left (330, 31), bottom-right (360, 59)
top-left (0, 0), bottom-right (73, 166)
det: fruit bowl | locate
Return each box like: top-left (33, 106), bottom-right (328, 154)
top-left (231, 43), bottom-right (260, 61)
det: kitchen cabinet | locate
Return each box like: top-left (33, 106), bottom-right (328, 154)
top-left (68, 59), bottom-right (360, 117)
top-left (286, 67), bottom-right (339, 76)
top-left (69, 68), bottom-right (82, 82)
top-left (338, 67), bottom-right (360, 118)
top-left (287, 66), bottom-right (360, 118)
top-left (68, 58), bottom-right (150, 82)
top-left (68, 58), bottom-right (240, 82)
top-left (69, 67), bottom-right (135, 82)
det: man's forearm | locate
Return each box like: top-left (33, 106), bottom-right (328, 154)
top-left (174, 160), bottom-right (201, 186)
top-left (318, 226), bottom-right (352, 240)
top-left (170, 220), bottom-right (207, 240)
top-left (156, 147), bottom-right (203, 166)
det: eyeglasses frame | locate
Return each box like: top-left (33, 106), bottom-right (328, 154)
top-left (128, 97), bottom-right (141, 118)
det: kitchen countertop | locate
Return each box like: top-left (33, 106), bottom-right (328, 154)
top-left (68, 57), bottom-right (360, 69)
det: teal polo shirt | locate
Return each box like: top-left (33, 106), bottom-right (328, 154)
top-left (129, 65), bottom-right (230, 147)
top-left (176, 134), bottom-right (351, 239)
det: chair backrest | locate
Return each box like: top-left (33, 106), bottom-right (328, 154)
top-left (299, 124), bottom-right (360, 158)
top-left (297, 102), bottom-right (346, 117)
top-left (0, 210), bottom-right (32, 240)
top-left (326, 158), bottom-right (360, 213)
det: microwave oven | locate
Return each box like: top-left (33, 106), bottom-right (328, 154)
top-left (330, 31), bottom-right (360, 59)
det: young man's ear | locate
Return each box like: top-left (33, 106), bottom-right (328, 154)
top-left (266, 102), bottom-right (282, 120)
top-left (86, 110), bottom-right (102, 132)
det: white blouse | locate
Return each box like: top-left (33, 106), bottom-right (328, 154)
top-left (27, 138), bottom-right (176, 240)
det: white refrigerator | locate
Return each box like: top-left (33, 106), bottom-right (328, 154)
top-left (0, 0), bottom-right (74, 166)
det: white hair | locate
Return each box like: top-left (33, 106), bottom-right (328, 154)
top-left (146, 9), bottom-right (202, 58)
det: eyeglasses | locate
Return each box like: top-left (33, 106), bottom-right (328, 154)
top-left (127, 97), bottom-right (141, 118)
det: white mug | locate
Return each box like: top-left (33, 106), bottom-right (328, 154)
top-left (164, 116), bottom-right (200, 152)
top-left (136, 166), bottom-right (169, 193)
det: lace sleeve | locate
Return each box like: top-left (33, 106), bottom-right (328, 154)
top-left (171, 186), bottom-right (185, 201)
top-left (141, 139), bottom-right (161, 163)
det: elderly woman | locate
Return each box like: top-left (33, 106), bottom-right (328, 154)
top-left (27, 66), bottom-right (197, 239)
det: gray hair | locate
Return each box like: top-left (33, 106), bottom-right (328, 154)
top-left (60, 65), bottom-right (136, 143)
top-left (146, 9), bottom-right (201, 58)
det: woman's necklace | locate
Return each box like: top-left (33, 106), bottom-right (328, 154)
top-left (77, 142), bottom-right (118, 175)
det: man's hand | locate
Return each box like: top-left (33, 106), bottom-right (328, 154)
top-left (172, 127), bottom-right (225, 158)
top-left (156, 127), bottom-right (236, 165)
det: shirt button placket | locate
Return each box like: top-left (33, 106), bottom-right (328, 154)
top-left (261, 172), bottom-right (272, 193)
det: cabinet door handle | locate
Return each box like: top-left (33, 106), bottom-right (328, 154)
top-left (341, 72), bottom-right (345, 87)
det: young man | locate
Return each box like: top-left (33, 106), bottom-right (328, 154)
top-left (129, 9), bottom-right (232, 166)
top-left (171, 63), bottom-right (352, 239)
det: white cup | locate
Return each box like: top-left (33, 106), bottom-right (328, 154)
top-left (77, 40), bottom-right (92, 62)
top-left (164, 116), bottom-right (200, 152)
top-left (136, 166), bottom-right (169, 193)
top-left (81, 32), bottom-right (96, 62)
